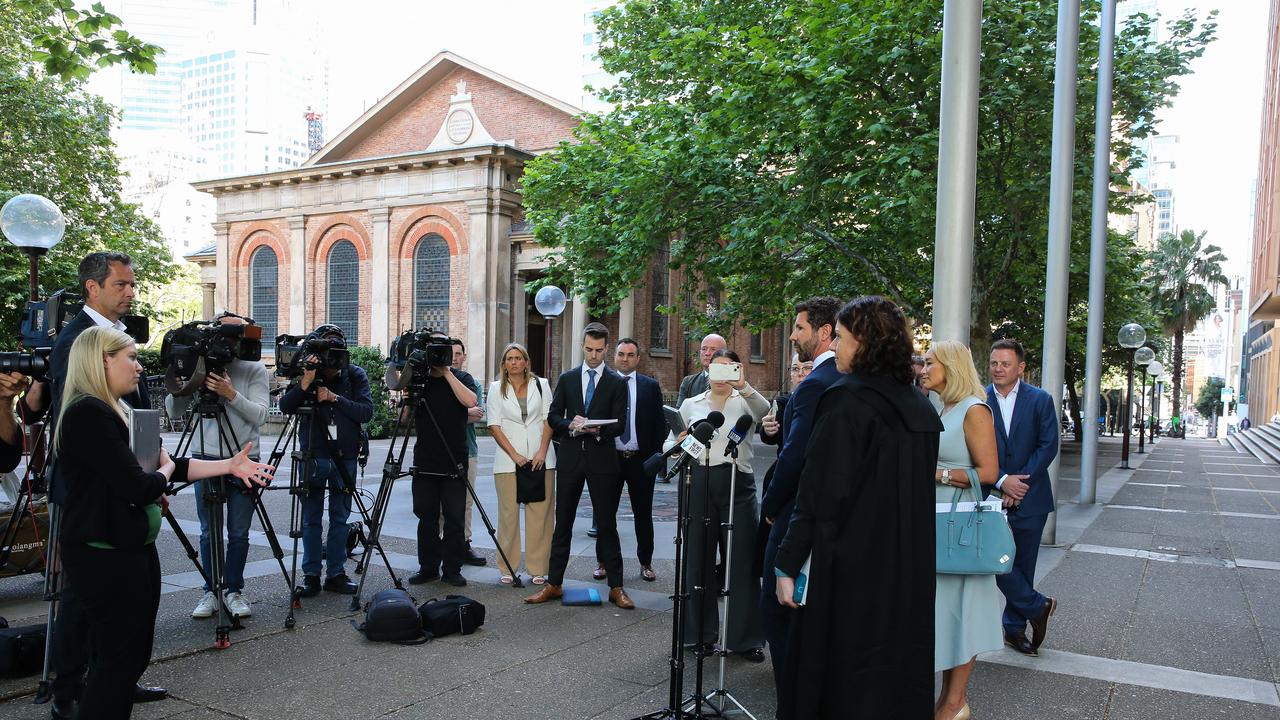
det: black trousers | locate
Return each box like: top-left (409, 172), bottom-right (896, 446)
top-left (412, 462), bottom-right (468, 576)
top-left (598, 453), bottom-right (655, 566)
top-left (549, 457), bottom-right (623, 587)
top-left (60, 542), bottom-right (161, 720)
top-left (760, 498), bottom-right (795, 691)
top-left (684, 464), bottom-right (762, 651)
top-left (50, 501), bottom-right (88, 704)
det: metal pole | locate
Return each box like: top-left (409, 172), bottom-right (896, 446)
top-left (1079, 0), bottom-right (1117, 505)
top-left (1039, 0), bottom-right (1082, 545)
top-left (1122, 353), bottom-right (1134, 469)
top-left (1137, 369), bottom-right (1147, 453)
top-left (930, 0), bottom-right (983, 343)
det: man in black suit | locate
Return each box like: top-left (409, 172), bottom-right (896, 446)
top-left (675, 333), bottom-right (726, 408)
top-left (526, 322), bottom-right (634, 609)
top-left (592, 338), bottom-right (665, 582)
top-left (39, 253), bottom-right (166, 718)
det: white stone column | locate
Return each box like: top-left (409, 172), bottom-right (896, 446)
top-left (201, 284), bottom-right (216, 320)
top-left (619, 289), bottom-right (635, 341)
top-left (570, 294), bottom-right (588, 368)
top-left (513, 274), bottom-right (527, 347)
top-left (369, 208), bottom-right (390, 353)
top-left (212, 222), bottom-right (229, 313)
top-left (288, 216), bottom-right (306, 334)
top-left (466, 198), bottom-right (494, 385)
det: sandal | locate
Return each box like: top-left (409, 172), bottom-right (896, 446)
top-left (532, 575), bottom-right (546, 585)
top-left (500, 575), bottom-right (514, 585)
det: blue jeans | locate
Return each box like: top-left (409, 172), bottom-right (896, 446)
top-left (194, 476), bottom-right (256, 593)
top-left (301, 457), bottom-right (357, 579)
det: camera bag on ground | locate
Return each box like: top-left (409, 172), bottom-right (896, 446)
top-left (0, 619), bottom-right (46, 677)
top-left (353, 588), bottom-right (429, 644)
top-left (418, 595), bottom-right (485, 637)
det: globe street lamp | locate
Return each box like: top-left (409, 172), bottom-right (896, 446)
top-left (1146, 361), bottom-right (1164, 444)
top-left (1118, 323), bottom-right (1146, 469)
top-left (1135, 346), bottom-right (1154, 454)
top-left (534, 285), bottom-right (567, 378)
top-left (1, 194), bottom-right (65, 301)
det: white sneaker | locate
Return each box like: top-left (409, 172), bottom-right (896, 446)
top-left (191, 591), bottom-right (217, 619)
top-left (224, 591), bottom-right (252, 618)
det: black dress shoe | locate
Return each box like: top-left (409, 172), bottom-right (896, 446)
top-left (463, 543), bottom-right (487, 567)
top-left (408, 570), bottom-right (439, 585)
top-left (1004, 631), bottom-right (1037, 656)
top-left (133, 684), bottom-right (168, 703)
top-left (442, 572), bottom-right (467, 587)
top-left (1030, 597), bottom-right (1057, 650)
top-left (323, 574), bottom-right (358, 594)
top-left (298, 575), bottom-right (321, 598)
top-left (736, 648), bottom-right (766, 663)
top-left (587, 526), bottom-right (599, 538)
top-left (50, 696), bottom-right (78, 720)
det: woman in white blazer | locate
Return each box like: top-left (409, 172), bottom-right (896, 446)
top-left (486, 343), bottom-right (556, 584)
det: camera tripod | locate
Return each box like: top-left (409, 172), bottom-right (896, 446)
top-left (350, 386), bottom-right (523, 611)
top-left (165, 388), bottom-right (294, 648)
top-left (267, 384), bottom-right (405, 622)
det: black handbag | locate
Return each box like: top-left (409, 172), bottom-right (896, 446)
top-left (515, 462), bottom-right (545, 504)
top-left (0, 621), bottom-right (46, 677)
top-left (354, 589), bottom-right (429, 644)
top-left (418, 595), bottom-right (485, 638)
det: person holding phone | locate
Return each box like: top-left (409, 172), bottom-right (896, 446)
top-left (666, 349), bottom-right (770, 660)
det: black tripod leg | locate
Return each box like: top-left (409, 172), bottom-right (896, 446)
top-left (250, 489), bottom-right (293, 588)
top-left (462, 471), bottom-right (523, 588)
top-left (34, 504), bottom-right (62, 705)
top-left (163, 509), bottom-right (210, 588)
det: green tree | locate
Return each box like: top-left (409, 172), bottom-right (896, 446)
top-left (348, 345), bottom-right (395, 439)
top-left (11, 0), bottom-right (162, 80)
top-left (524, 0), bottom-right (1214, 379)
top-left (1147, 228), bottom-right (1228, 432)
top-left (1194, 376), bottom-right (1233, 420)
top-left (0, 5), bottom-right (174, 348)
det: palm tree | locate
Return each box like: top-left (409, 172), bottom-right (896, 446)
top-left (1147, 229), bottom-right (1228, 435)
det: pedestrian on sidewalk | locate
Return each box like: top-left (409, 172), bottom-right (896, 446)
top-left (986, 339), bottom-right (1059, 656)
top-left (922, 341), bottom-right (1004, 720)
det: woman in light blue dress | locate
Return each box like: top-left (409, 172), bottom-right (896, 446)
top-left (921, 341), bottom-right (1004, 720)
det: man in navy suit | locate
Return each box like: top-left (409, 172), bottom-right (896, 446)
top-left (592, 338), bottom-right (666, 582)
top-left (987, 338), bottom-right (1060, 656)
top-left (526, 322), bottom-right (634, 609)
top-left (759, 296), bottom-right (844, 692)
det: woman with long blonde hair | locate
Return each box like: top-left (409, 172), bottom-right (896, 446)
top-left (919, 340), bottom-right (1003, 720)
top-left (55, 327), bottom-right (271, 719)
top-left (485, 343), bottom-right (555, 584)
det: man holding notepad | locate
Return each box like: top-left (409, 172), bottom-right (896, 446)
top-left (526, 322), bottom-right (634, 609)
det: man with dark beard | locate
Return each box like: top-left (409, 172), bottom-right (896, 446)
top-left (758, 296), bottom-right (844, 698)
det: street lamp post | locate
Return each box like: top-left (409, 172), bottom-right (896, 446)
top-left (1118, 323), bottom-right (1146, 470)
top-left (1135, 347), bottom-right (1154, 454)
top-left (534, 285), bottom-right (567, 380)
top-left (1, 194), bottom-right (65, 301)
top-left (1152, 370), bottom-right (1167, 442)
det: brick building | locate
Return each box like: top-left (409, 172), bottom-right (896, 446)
top-left (1247, 0), bottom-right (1280, 422)
top-left (191, 52), bottom-right (785, 397)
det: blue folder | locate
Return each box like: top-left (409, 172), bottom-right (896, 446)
top-left (561, 587), bottom-right (602, 606)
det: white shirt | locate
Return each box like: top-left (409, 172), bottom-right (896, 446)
top-left (993, 380), bottom-right (1020, 436)
top-left (581, 362), bottom-right (605, 407)
top-left (664, 386), bottom-right (771, 473)
top-left (615, 371), bottom-right (639, 452)
top-left (82, 305), bottom-right (127, 333)
top-left (811, 349), bottom-right (836, 370)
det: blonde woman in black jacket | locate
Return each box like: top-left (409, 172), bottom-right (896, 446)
top-left (54, 327), bottom-right (272, 719)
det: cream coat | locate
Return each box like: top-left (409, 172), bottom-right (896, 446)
top-left (486, 376), bottom-right (556, 474)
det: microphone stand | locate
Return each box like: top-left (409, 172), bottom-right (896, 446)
top-left (706, 445), bottom-right (755, 718)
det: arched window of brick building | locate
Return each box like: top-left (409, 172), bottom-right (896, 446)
top-left (249, 245), bottom-right (278, 354)
top-left (650, 241), bottom-right (670, 351)
top-left (327, 240), bottom-right (359, 342)
top-left (414, 233), bottom-right (450, 332)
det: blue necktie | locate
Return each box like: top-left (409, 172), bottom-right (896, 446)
top-left (585, 369), bottom-right (597, 410)
top-left (620, 375), bottom-right (632, 445)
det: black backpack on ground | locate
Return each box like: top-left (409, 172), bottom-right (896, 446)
top-left (354, 589), bottom-right (428, 644)
top-left (418, 595), bottom-right (485, 638)
top-left (0, 617), bottom-right (46, 677)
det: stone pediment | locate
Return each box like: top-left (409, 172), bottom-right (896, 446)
top-left (307, 51), bottom-right (580, 166)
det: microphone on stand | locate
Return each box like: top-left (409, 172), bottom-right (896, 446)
top-left (722, 414), bottom-right (753, 457)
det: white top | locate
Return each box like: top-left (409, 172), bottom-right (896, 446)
top-left (82, 305), bottom-right (127, 333)
top-left (615, 371), bottom-right (639, 452)
top-left (581, 362), bottom-right (605, 406)
top-left (663, 385), bottom-right (771, 473)
top-left (811, 349), bottom-right (836, 370)
top-left (993, 380), bottom-right (1021, 436)
top-left (486, 376), bottom-right (556, 474)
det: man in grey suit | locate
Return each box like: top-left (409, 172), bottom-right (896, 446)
top-left (675, 333), bottom-right (727, 408)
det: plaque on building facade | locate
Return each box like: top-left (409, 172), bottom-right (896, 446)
top-left (446, 109), bottom-right (474, 144)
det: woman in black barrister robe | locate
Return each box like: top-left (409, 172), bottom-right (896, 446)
top-left (774, 296), bottom-right (943, 719)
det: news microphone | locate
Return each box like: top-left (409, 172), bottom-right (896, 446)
top-left (723, 413), bottom-right (753, 456)
top-left (644, 415), bottom-right (720, 476)
top-left (696, 410), bottom-right (725, 432)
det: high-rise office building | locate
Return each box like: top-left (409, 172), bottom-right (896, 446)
top-left (581, 0), bottom-right (618, 113)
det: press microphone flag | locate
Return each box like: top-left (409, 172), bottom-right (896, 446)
top-left (722, 413), bottom-right (753, 456)
top-left (642, 411), bottom-right (723, 476)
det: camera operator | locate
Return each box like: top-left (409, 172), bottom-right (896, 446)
top-left (278, 325), bottom-right (372, 597)
top-left (0, 372), bottom-right (32, 474)
top-left (35, 252), bottom-right (169, 717)
top-left (164, 313), bottom-right (269, 620)
top-left (398, 331), bottom-right (477, 587)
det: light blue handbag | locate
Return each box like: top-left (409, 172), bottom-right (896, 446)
top-left (935, 469), bottom-right (1016, 575)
